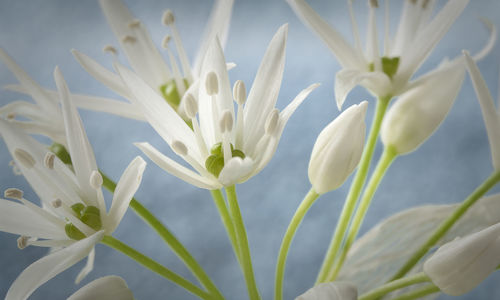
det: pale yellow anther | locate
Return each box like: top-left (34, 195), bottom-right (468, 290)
top-left (219, 110), bottom-right (234, 133)
top-left (14, 148), bottom-right (35, 169)
top-left (128, 19), bottom-right (141, 29)
top-left (184, 93), bottom-right (198, 119)
top-left (89, 171), bottom-right (103, 190)
top-left (122, 35), bottom-right (137, 44)
top-left (162, 10), bottom-right (175, 26)
top-left (4, 188), bottom-right (23, 200)
top-left (233, 80), bottom-right (247, 105)
top-left (17, 236), bottom-right (28, 250)
top-left (265, 109), bottom-right (280, 136)
top-left (171, 140), bottom-right (188, 156)
top-left (51, 199), bottom-right (62, 208)
top-left (44, 152), bottom-right (55, 170)
top-left (370, 0), bottom-right (379, 8)
top-left (162, 35), bottom-right (172, 49)
top-left (103, 45), bottom-right (118, 55)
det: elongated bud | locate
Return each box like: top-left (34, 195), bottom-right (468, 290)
top-left (381, 63), bottom-right (465, 155)
top-left (309, 102), bottom-right (368, 194)
top-left (14, 148), bottom-right (35, 169)
top-left (205, 72), bottom-right (219, 95)
top-left (296, 282), bottom-right (357, 300)
top-left (424, 223), bottom-right (500, 296)
top-left (233, 80), bottom-right (247, 105)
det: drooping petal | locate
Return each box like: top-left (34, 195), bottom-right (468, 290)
top-left (68, 276), bottom-right (134, 300)
top-left (107, 156), bottom-right (146, 233)
top-left (75, 247), bottom-right (95, 284)
top-left (135, 142), bottom-right (220, 190)
top-left (193, 0), bottom-right (234, 76)
top-left (287, 0), bottom-right (364, 69)
top-left (335, 69), bottom-right (391, 110)
top-left (5, 231), bottom-right (104, 300)
top-left (218, 157), bottom-right (254, 186)
top-left (464, 52), bottom-right (500, 171)
top-left (243, 24), bottom-right (288, 154)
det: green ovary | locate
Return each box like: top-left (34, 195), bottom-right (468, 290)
top-left (368, 56), bottom-right (400, 80)
top-left (205, 142), bottom-right (246, 177)
top-left (65, 203), bottom-right (102, 240)
top-left (160, 78), bottom-right (190, 111)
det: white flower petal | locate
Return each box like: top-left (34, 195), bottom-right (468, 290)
top-left (243, 24), bottom-right (288, 154)
top-left (335, 69), bottom-right (391, 110)
top-left (296, 281), bottom-right (357, 300)
top-left (107, 156), bottom-right (146, 233)
top-left (464, 52), bottom-right (500, 170)
top-left (5, 231), bottom-right (103, 300)
top-left (75, 247), bottom-right (95, 284)
top-left (68, 275), bottom-right (133, 300)
top-left (135, 142), bottom-right (220, 190)
top-left (287, 0), bottom-right (363, 69)
top-left (218, 157), bottom-right (254, 186)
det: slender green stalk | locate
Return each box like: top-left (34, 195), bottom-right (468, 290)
top-left (275, 189), bottom-right (320, 300)
top-left (328, 146), bottom-right (397, 281)
top-left (389, 170), bottom-right (500, 281)
top-left (316, 96), bottom-right (391, 283)
top-left (101, 235), bottom-right (213, 300)
top-left (211, 189), bottom-right (242, 264)
top-left (359, 272), bottom-right (430, 300)
top-left (101, 172), bottom-right (223, 299)
top-left (389, 285), bottom-right (440, 300)
top-left (225, 186), bottom-right (261, 300)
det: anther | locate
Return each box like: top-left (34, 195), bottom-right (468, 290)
top-left (184, 93), bottom-right (198, 119)
top-left (14, 148), bottom-right (35, 169)
top-left (162, 35), bottom-right (172, 49)
top-left (205, 72), bottom-right (219, 95)
top-left (233, 80), bottom-right (247, 105)
top-left (44, 152), bottom-right (55, 169)
top-left (162, 10), bottom-right (175, 26)
top-left (171, 140), bottom-right (188, 156)
top-left (219, 110), bottom-right (234, 133)
top-left (265, 109), bottom-right (280, 136)
top-left (103, 45), bottom-right (118, 55)
top-left (128, 19), bottom-right (141, 29)
top-left (122, 35), bottom-right (137, 44)
top-left (51, 199), bottom-right (62, 208)
top-left (369, 0), bottom-right (379, 8)
top-left (422, 0), bottom-right (430, 9)
top-left (6, 112), bottom-right (15, 120)
top-left (17, 236), bottom-right (29, 249)
top-left (89, 171), bottom-right (103, 190)
top-left (4, 188), bottom-right (23, 200)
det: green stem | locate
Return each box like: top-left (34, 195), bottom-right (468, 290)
top-left (328, 146), bottom-right (397, 281)
top-left (225, 186), bottom-right (261, 300)
top-left (101, 235), bottom-right (212, 300)
top-left (389, 285), bottom-right (440, 300)
top-left (359, 272), bottom-right (430, 300)
top-left (316, 95), bottom-right (391, 283)
top-left (101, 172), bottom-right (223, 299)
top-left (275, 189), bottom-right (320, 300)
top-left (210, 189), bottom-right (242, 264)
top-left (389, 170), bottom-right (500, 281)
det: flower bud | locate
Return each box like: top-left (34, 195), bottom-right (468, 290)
top-left (68, 276), bottom-right (133, 300)
top-left (308, 102), bottom-right (368, 194)
top-left (381, 62), bottom-right (465, 155)
top-left (423, 223), bottom-right (500, 296)
top-left (296, 281), bottom-right (357, 300)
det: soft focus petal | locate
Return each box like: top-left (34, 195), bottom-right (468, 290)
top-left (296, 282), bottom-right (358, 300)
top-left (335, 69), bottom-right (391, 110)
top-left (75, 247), bottom-right (95, 284)
top-left (68, 275), bottom-right (133, 300)
top-left (218, 157), bottom-right (254, 186)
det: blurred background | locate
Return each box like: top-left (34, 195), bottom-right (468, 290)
top-left (1, 0), bottom-right (500, 299)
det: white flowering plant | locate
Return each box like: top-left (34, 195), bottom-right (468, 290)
top-left (1, 0), bottom-right (500, 299)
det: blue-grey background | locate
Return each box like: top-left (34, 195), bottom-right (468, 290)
top-left (1, 0), bottom-right (500, 299)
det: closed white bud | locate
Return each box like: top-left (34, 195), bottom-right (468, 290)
top-left (309, 101), bottom-right (368, 194)
top-left (424, 223), bottom-right (500, 296)
top-left (381, 63), bottom-right (465, 155)
top-left (68, 276), bottom-right (134, 300)
top-left (296, 281), bottom-right (358, 300)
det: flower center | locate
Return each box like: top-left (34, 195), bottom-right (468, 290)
top-left (205, 142), bottom-right (245, 177)
top-left (65, 203), bottom-right (102, 240)
top-left (160, 79), bottom-right (190, 111)
top-left (368, 56), bottom-right (400, 80)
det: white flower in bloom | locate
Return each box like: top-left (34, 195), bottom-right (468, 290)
top-left (68, 276), bottom-right (134, 300)
top-left (116, 24), bottom-right (318, 189)
top-left (464, 51), bottom-right (500, 171)
top-left (71, 0), bottom-right (233, 120)
top-left (288, 0), bottom-right (496, 110)
top-left (309, 102), bottom-right (367, 194)
top-left (296, 282), bottom-right (358, 300)
top-left (0, 68), bottom-right (146, 300)
top-left (381, 60), bottom-right (465, 155)
top-left (423, 223), bottom-right (500, 296)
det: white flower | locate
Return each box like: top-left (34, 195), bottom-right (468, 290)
top-left (296, 282), bottom-right (358, 300)
top-left (287, 0), bottom-right (496, 110)
top-left (71, 0), bottom-right (234, 120)
top-left (423, 222), bottom-right (500, 296)
top-left (116, 24), bottom-right (319, 189)
top-left (0, 68), bottom-right (146, 300)
top-left (68, 276), bottom-right (134, 300)
top-left (464, 51), bottom-right (500, 171)
top-left (380, 60), bottom-right (465, 155)
top-left (309, 101), bottom-right (368, 194)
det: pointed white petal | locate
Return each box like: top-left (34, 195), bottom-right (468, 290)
top-left (135, 142), bottom-right (220, 190)
top-left (193, 0), bottom-right (234, 76)
top-left (5, 231), bottom-right (103, 300)
top-left (218, 157), bottom-right (254, 186)
top-left (75, 247), bottom-right (95, 284)
top-left (107, 156), bottom-right (146, 233)
top-left (464, 52), bottom-right (500, 171)
top-left (68, 276), bottom-right (133, 300)
top-left (243, 24), bottom-right (288, 154)
top-left (335, 69), bottom-right (391, 110)
top-left (0, 101), bottom-right (50, 122)
top-left (390, 0), bottom-right (425, 56)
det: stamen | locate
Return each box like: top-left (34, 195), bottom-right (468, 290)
top-left (89, 170), bottom-right (103, 190)
top-left (162, 35), bottom-right (172, 49)
top-left (369, 0), bottom-right (379, 8)
top-left (44, 152), bottom-right (55, 170)
top-left (6, 112), bottom-right (15, 120)
top-left (17, 236), bottom-right (29, 250)
top-left (162, 10), bottom-right (175, 26)
top-left (122, 35), bottom-right (137, 44)
top-left (265, 109), bottom-right (280, 136)
top-left (219, 110), bottom-right (234, 133)
top-left (184, 93), bottom-right (198, 119)
top-left (233, 80), bottom-right (247, 105)
top-left (128, 19), bottom-right (141, 29)
top-left (422, 0), bottom-right (430, 9)
top-left (171, 140), bottom-right (188, 156)
top-left (409, 0), bottom-right (417, 4)
top-left (51, 199), bottom-right (62, 208)
top-left (205, 72), bottom-right (219, 95)
top-left (4, 188), bottom-right (23, 200)
top-left (103, 45), bottom-right (118, 56)
top-left (14, 148), bottom-right (35, 169)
